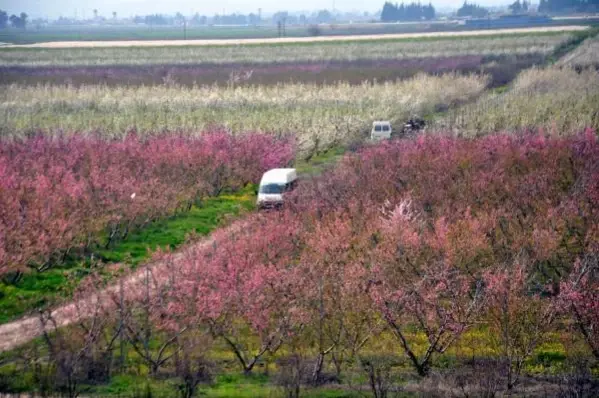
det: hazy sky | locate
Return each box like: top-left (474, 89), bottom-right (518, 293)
top-left (0, 0), bottom-right (509, 19)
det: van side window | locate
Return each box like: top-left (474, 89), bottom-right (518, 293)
top-left (285, 180), bottom-right (298, 191)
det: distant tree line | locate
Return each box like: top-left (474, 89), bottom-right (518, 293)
top-left (212, 13), bottom-right (261, 25)
top-left (457, 1), bottom-right (489, 17)
top-left (271, 10), bottom-right (335, 24)
top-left (539, 0), bottom-right (599, 12)
top-left (130, 10), bottom-right (337, 27)
top-left (381, 2), bottom-right (436, 22)
top-left (508, 0), bottom-right (530, 13)
top-left (133, 14), bottom-right (169, 25)
top-left (0, 10), bottom-right (28, 29)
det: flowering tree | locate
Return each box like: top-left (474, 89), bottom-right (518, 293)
top-left (0, 131), bottom-right (294, 277)
top-left (560, 254), bottom-right (599, 360)
top-left (296, 204), bottom-right (381, 383)
top-left (370, 200), bottom-right (486, 377)
top-left (167, 213), bottom-right (305, 374)
top-left (484, 262), bottom-right (558, 390)
top-left (557, 131), bottom-right (599, 360)
top-left (121, 266), bottom-right (188, 376)
top-left (37, 275), bottom-right (120, 397)
top-left (173, 331), bottom-right (214, 398)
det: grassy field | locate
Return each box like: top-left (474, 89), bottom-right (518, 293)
top-left (0, 31), bottom-right (574, 67)
top-left (2, 25), bottom-right (589, 48)
top-left (0, 23), bottom-right (590, 46)
top-left (0, 21), bottom-right (467, 45)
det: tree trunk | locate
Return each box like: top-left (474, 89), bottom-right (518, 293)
top-left (243, 363), bottom-right (255, 376)
top-left (415, 362), bottom-right (429, 377)
top-left (332, 352), bottom-right (342, 379)
top-left (311, 352), bottom-right (325, 385)
top-left (3, 270), bottom-right (23, 285)
top-left (150, 362), bottom-right (160, 377)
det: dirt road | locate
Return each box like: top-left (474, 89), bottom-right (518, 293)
top-left (0, 220), bottom-right (246, 353)
top-left (3, 26), bottom-right (587, 49)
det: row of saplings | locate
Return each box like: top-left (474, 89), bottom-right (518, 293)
top-left (3, 132), bottom-right (599, 397)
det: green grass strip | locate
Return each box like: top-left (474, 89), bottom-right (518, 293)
top-left (0, 187), bottom-right (256, 324)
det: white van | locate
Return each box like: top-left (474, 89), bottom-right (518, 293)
top-left (371, 121), bottom-right (392, 141)
top-left (257, 168), bottom-right (298, 209)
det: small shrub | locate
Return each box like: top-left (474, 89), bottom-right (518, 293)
top-left (357, 355), bottom-right (403, 398)
top-left (274, 354), bottom-right (309, 398)
top-left (557, 357), bottom-right (599, 398)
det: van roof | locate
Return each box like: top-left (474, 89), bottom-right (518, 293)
top-left (373, 121), bottom-right (391, 125)
top-left (260, 168), bottom-right (297, 184)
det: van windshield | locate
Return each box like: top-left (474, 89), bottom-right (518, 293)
top-left (259, 183), bottom-right (285, 194)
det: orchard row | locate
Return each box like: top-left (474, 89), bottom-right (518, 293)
top-left (0, 131), bottom-right (294, 276)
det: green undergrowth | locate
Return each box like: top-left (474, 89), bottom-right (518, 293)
top-left (95, 189), bottom-right (256, 265)
top-left (295, 146), bottom-right (347, 177)
top-left (0, 368), bottom-right (366, 397)
top-left (0, 268), bottom-right (76, 324)
top-left (0, 321), bottom-right (573, 397)
top-left (0, 328), bottom-right (570, 397)
top-left (0, 187), bottom-right (256, 324)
